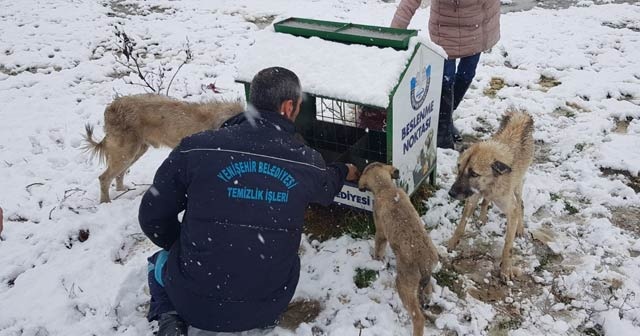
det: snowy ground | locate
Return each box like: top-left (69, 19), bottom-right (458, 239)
top-left (1, 0), bottom-right (640, 335)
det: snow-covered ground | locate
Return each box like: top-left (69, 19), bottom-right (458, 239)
top-left (1, 0), bottom-right (639, 335)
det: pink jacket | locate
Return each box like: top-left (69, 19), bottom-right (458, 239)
top-left (391, 0), bottom-right (501, 59)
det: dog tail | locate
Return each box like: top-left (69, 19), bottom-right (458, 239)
top-left (82, 124), bottom-right (106, 164)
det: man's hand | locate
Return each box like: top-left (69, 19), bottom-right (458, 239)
top-left (345, 163), bottom-right (360, 182)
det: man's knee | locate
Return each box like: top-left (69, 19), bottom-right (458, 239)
top-left (148, 250), bottom-right (169, 287)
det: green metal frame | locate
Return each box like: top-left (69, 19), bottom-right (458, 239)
top-left (274, 17), bottom-right (418, 50)
top-left (238, 79), bottom-right (435, 191)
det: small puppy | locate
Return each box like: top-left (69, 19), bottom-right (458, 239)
top-left (84, 94), bottom-right (244, 203)
top-left (359, 163), bottom-right (439, 336)
top-left (447, 109), bottom-right (534, 281)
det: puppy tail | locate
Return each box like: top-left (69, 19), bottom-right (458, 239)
top-left (82, 124), bottom-right (106, 164)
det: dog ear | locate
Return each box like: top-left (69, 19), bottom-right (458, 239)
top-left (391, 169), bottom-right (400, 179)
top-left (491, 160), bottom-right (512, 176)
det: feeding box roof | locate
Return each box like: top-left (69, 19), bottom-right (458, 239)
top-left (236, 18), bottom-right (445, 108)
top-left (273, 17), bottom-right (418, 49)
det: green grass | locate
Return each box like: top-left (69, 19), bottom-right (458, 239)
top-left (410, 182), bottom-right (436, 216)
top-left (549, 193), bottom-right (580, 215)
top-left (497, 317), bottom-right (523, 331)
top-left (564, 200), bottom-right (579, 215)
top-left (304, 182), bottom-right (436, 241)
top-left (354, 268), bottom-right (378, 289)
top-left (342, 212), bottom-right (376, 239)
top-left (534, 253), bottom-right (552, 273)
top-left (433, 268), bottom-right (459, 288)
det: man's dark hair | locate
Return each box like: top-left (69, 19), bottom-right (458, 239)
top-left (249, 67), bottom-right (302, 112)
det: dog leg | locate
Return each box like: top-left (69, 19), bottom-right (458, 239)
top-left (418, 272), bottom-right (434, 318)
top-left (100, 165), bottom-right (125, 203)
top-left (478, 198), bottom-right (490, 227)
top-left (116, 144), bottom-right (149, 191)
top-left (373, 211), bottom-right (387, 260)
top-left (100, 157), bottom-right (133, 202)
top-left (115, 173), bottom-right (127, 191)
top-left (515, 182), bottom-right (525, 237)
top-left (500, 203), bottom-right (519, 282)
top-left (374, 231), bottom-right (388, 261)
top-left (516, 201), bottom-right (525, 237)
top-left (448, 193), bottom-right (481, 251)
top-left (396, 269), bottom-right (425, 336)
top-left (424, 280), bottom-right (433, 297)
top-left (99, 140), bottom-right (139, 203)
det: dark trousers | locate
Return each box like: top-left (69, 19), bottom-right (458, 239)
top-left (437, 53), bottom-right (481, 148)
top-left (443, 53), bottom-right (481, 111)
top-left (147, 250), bottom-right (175, 321)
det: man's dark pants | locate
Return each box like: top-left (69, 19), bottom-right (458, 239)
top-left (147, 250), bottom-right (174, 321)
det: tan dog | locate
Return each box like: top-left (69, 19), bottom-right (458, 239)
top-left (447, 109), bottom-right (534, 281)
top-left (359, 163), bottom-right (439, 336)
top-left (84, 94), bottom-right (244, 203)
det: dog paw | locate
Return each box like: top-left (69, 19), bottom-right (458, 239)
top-left (372, 252), bottom-right (385, 261)
top-left (499, 262), bottom-right (516, 282)
top-left (516, 227), bottom-right (525, 237)
top-left (447, 238), bottom-right (460, 251)
top-left (478, 216), bottom-right (488, 227)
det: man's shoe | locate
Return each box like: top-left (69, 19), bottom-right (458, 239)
top-left (157, 313), bottom-right (188, 336)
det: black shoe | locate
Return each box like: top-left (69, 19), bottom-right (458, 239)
top-left (438, 82), bottom-right (455, 149)
top-left (437, 132), bottom-right (455, 149)
top-left (452, 125), bottom-right (462, 142)
top-left (157, 313), bottom-right (188, 336)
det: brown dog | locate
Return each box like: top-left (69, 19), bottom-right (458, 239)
top-left (447, 109), bottom-right (534, 281)
top-left (359, 163), bottom-right (439, 336)
top-left (84, 94), bottom-right (244, 203)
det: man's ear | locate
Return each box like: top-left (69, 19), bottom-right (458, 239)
top-left (491, 160), bottom-right (512, 176)
top-left (280, 100), bottom-right (294, 117)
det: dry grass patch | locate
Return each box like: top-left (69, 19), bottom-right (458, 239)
top-left (538, 75), bottom-right (561, 91)
top-left (484, 77), bottom-right (506, 98)
top-left (613, 117), bottom-right (633, 134)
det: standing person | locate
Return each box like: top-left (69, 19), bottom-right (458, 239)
top-left (139, 67), bottom-right (359, 336)
top-left (391, 0), bottom-right (501, 148)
